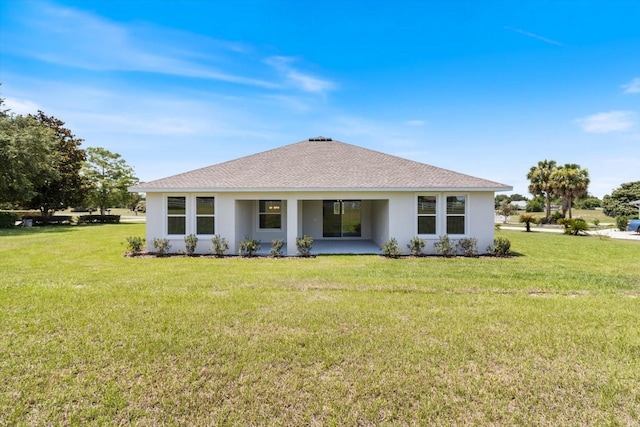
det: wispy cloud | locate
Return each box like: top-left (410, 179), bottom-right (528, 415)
top-left (622, 77), bottom-right (640, 94)
top-left (574, 111), bottom-right (637, 133)
top-left (404, 120), bottom-right (426, 127)
top-left (3, 97), bottom-right (42, 115)
top-left (504, 26), bottom-right (563, 46)
top-left (7, 2), bottom-right (334, 91)
top-left (265, 56), bottom-right (336, 94)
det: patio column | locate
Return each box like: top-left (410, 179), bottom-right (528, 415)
top-left (286, 198), bottom-right (299, 256)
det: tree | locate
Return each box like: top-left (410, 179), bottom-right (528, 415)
top-left (550, 163), bottom-right (590, 219)
top-left (83, 147), bottom-right (139, 215)
top-left (24, 111), bottom-right (88, 217)
top-left (519, 213), bottom-right (537, 232)
top-left (526, 160), bottom-right (557, 220)
top-left (496, 202), bottom-right (515, 224)
top-left (602, 181), bottom-right (640, 218)
top-left (0, 108), bottom-right (58, 205)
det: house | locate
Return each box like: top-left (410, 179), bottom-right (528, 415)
top-left (130, 137), bottom-right (512, 255)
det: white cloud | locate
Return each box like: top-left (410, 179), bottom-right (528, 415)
top-left (622, 77), bottom-right (640, 94)
top-left (574, 111), bottom-right (637, 133)
top-left (504, 26), bottom-right (563, 46)
top-left (3, 97), bottom-right (42, 115)
top-left (6, 3), bottom-right (279, 89)
top-left (405, 120), bottom-right (426, 127)
top-left (265, 56), bottom-right (336, 94)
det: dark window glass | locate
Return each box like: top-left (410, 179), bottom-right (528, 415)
top-left (197, 217), bottom-right (215, 235)
top-left (446, 216), bottom-right (465, 234)
top-left (418, 216), bottom-right (436, 234)
top-left (259, 200), bottom-right (281, 229)
top-left (167, 197), bottom-right (186, 215)
top-left (168, 217), bottom-right (186, 235)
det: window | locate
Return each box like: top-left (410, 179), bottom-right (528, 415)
top-left (196, 196), bottom-right (215, 234)
top-left (417, 195), bottom-right (437, 234)
top-left (167, 196), bottom-right (186, 235)
top-left (259, 200), bottom-right (281, 229)
top-left (446, 195), bottom-right (466, 234)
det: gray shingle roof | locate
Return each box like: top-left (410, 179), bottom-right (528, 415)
top-left (131, 138), bottom-right (511, 192)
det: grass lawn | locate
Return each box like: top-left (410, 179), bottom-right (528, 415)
top-left (1, 224), bottom-right (639, 425)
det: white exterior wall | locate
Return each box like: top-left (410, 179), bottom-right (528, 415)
top-left (142, 190), bottom-right (496, 255)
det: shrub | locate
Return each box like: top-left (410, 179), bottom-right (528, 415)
top-left (184, 234), bottom-right (198, 256)
top-left (407, 236), bottom-right (425, 256)
top-left (125, 236), bottom-right (145, 255)
top-left (525, 199), bottom-right (544, 212)
top-left (0, 212), bottom-right (18, 229)
top-left (563, 218), bottom-right (589, 236)
top-left (380, 238), bottom-right (403, 258)
top-left (239, 237), bottom-right (261, 257)
top-left (152, 238), bottom-right (171, 256)
top-left (549, 211), bottom-right (564, 224)
top-left (296, 235), bottom-right (313, 257)
top-left (76, 215), bottom-right (120, 224)
top-left (210, 234), bottom-right (229, 257)
top-left (592, 218), bottom-right (600, 227)
top-left (616, 216), bottom-right (629, 231)
top-left (519, 213), bottom-right (537, 232)
top-left (487, 237), bottom-right (511, 257)
top-left (457, 237), bottom-right (478, 257)
top-left (433, 234), bottom-right (456, 257)
top-left (270, 239), bottom-right (285, 257)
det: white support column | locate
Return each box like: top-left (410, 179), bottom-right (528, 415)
top-left (286, 198), bottom-right (299, 256)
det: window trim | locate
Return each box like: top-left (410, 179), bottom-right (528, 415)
top-left (195, 195), bottom-right (216, 236)
top-left (445, 193), bottom-right (467, 236)
top-left (258, 200), bottom-right (282, 230)
top-left (416, 194), bottom-right (438, 236)
top-left (166, 195), bottom-right (187, 236)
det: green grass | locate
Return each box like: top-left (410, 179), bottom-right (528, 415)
top-left (1, 225), bottom-right (639, 425)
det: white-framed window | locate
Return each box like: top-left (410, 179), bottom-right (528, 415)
top-left (446, 195), bottom-right (466, 235)
top-left (196, 196), bottom-right (215, 235)
top-left (417, 195), bottom-right (437, 235)
top-left (167, 196), bottom-right (186, 235)
top-left (259, 200), bottom-right (282, 229)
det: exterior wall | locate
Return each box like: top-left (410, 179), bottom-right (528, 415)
top-left (142, 190), bottom-right (495, 255)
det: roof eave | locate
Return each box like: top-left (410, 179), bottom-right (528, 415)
top-left (129, 185), bottom-right (513, 193)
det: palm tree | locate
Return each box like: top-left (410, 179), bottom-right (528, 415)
top-left (551, 163), bottom-right (590, 219)
top-left (526, 160), bottom-right (557, 219)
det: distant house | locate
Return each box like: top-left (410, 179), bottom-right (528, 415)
top-left (130, 137), bottom-right (512, 255)
top-left (511, 201), bottom-right (527, 210)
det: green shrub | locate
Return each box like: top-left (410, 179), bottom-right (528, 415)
top-left (433, 234), bottom-right (456, 257)
top-left (152, 238), bottom-right (171, 256)
top-left (296, 235), bottom-right (313, 257)
top-left (525, 199), bottom-right (544, 212)
top-left (270, 239), bottom-right (285, 257)
top-left (380, 238), bottom-right (403, 258)
top-left (407, 236), bottom-right (425, 256)
top-left (456, 237), bottom-right (478, 257)
top-left (519, 213), bottom-right (537, 232)
top-left (239, 237), bottom-right (261, 257)
top-left (210, 234), bottom-right (229, 257)
top-left (616, 216), bottom-right (629, 231)
top-left (184, 234), bottom-right (198, 256)
top-left (592, 218), bottom-right (600, 227)
top-left (125, 236), bottom-right (145, 255)
top-left (563, 218), bottom-right (589, 236)
top-left (0, 212), bottom-right (18, 229)
top-left (487, 237), bottom-right (511, 257)
top-left (76, 215), bottom-right (120, 224)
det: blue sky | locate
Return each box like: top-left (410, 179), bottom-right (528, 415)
top-left (1, 0), bottom-right (638, 198)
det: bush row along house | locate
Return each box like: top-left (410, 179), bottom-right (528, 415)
top-left (130, 137), bottom-right (512, 255)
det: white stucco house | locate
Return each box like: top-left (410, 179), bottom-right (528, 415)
top-left (130, 137), bottom-right (512, 255)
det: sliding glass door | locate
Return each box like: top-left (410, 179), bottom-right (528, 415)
top-left (322, 200), bottom-right (361, 237)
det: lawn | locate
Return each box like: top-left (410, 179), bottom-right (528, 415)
top-left (1, 224), bottom-right (639, 425)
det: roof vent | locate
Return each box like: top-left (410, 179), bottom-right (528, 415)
top-left (308, 136), bottom-right (332, 141)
